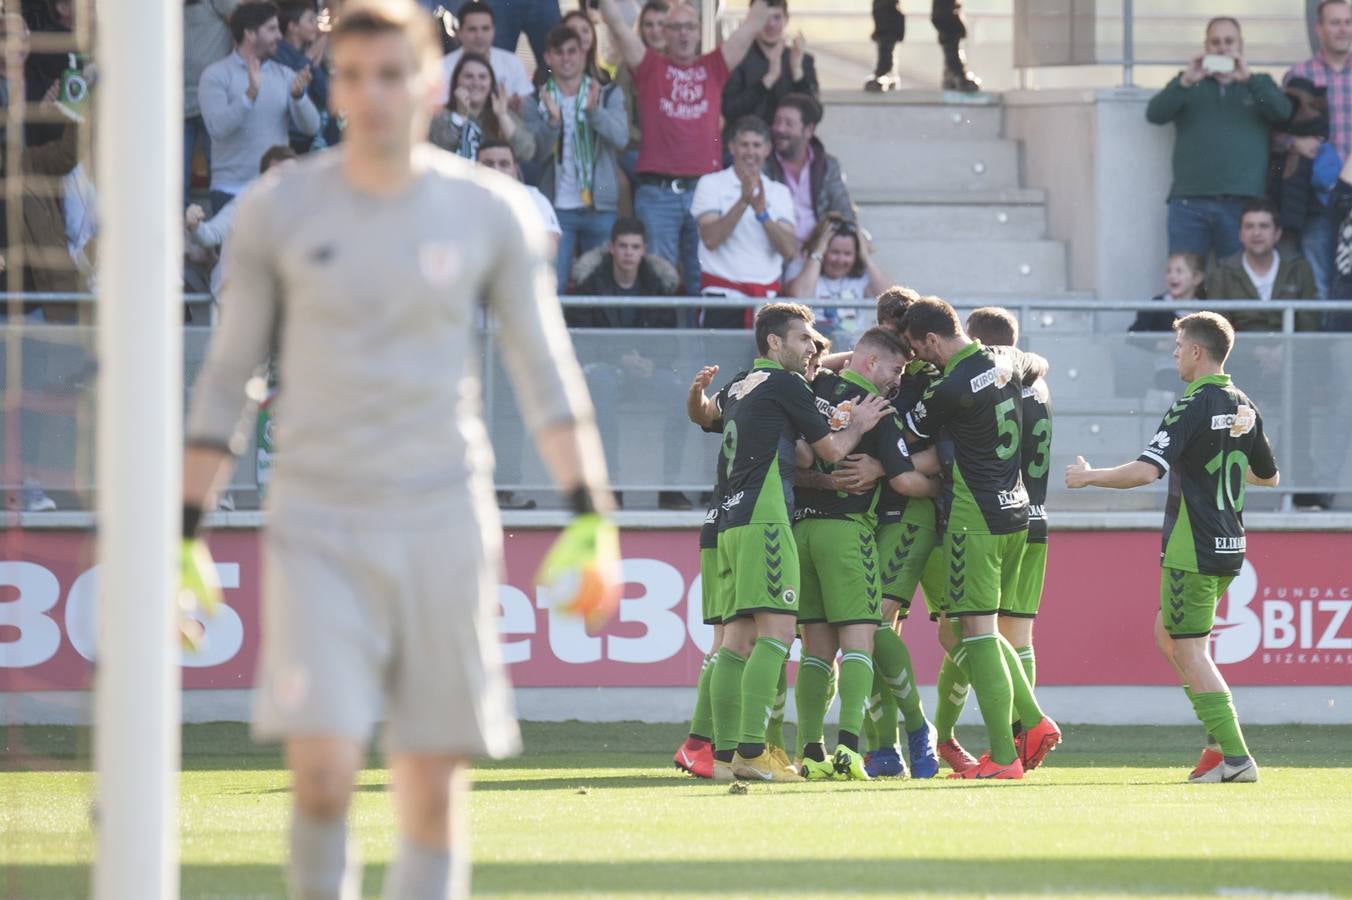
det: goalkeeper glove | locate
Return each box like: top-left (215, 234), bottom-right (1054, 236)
top-left (179, 537), bottom-right (222, 652)
top-left (536, 512), bottom-right (621, 630)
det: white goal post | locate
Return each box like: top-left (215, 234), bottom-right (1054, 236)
top-left (93, 0), bottom-right (182, 896)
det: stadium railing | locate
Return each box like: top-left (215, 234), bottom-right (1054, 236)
top-left (0, 295), bottom-right (1348, 515)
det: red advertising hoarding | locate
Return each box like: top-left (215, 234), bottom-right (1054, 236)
top-left (1, 529), bottom-right (1349, 692)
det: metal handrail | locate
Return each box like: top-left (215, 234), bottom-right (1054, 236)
top-left (547, 296), bottom-right (1352, 311)
top-left (0, 292), bottom-right (214, 304)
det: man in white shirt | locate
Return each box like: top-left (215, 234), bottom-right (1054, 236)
top-left (476, 139), bottom-right (562, 254)
top-left (437, 1), bottom-right (533, 105)
top-left (691, 115), bottom-right (797, 327)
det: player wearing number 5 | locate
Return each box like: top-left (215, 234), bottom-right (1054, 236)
top-left (1066, 312), bottom-right (1278, 784)
top-left (901, 297), bottom-right (1060, 780)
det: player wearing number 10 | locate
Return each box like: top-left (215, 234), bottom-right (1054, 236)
top-left (1066, 312), bottom-right (1279, 784)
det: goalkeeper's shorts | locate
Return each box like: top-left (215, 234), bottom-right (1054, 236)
top-left (252, 483), bottom-right (521, 759)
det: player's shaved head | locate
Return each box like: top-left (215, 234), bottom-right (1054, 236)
top-left (331, 0), bottom-right (441, 73)
top-left (1174, 312), bottom-right (1234, 365)
top-left (875, 285), bottom-right (921, 333)
top-left (853, 326), bottom-right (909, 359)
top-left (966, 306), bottom-right (1019, 347)
top-left (755, 302), bottom-right (815, 355)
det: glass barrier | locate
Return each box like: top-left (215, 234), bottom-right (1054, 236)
top-left (1, 321), bottom-right (1348, 513)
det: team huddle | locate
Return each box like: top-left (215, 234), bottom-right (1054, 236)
top-left (671, 290), bottom-right (1277, 785)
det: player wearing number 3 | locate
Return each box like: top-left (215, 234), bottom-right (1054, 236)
top-left (1066, 311), bottom-right (1279, 784)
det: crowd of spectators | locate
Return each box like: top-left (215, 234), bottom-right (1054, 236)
top-left (1142, 1), bottom-right (1352, 510)
top-left (1145, 2), bottom-right (1352, 319)
top-left (173, 0), bottom-right (889, 343)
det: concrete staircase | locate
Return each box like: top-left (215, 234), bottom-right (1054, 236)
top-left (815, 90), bottom-right (1082, 303)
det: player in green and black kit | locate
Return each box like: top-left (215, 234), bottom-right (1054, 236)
top-left (711, 303), bottom-right (891, 782)
top-left (1067, 312), bottom-right (1277, 784)
top-left (902, 297), bottom-right (1061, 780)
top-left (672, 364), bottom-right (750, 780)
top-left (825, 287), bottom-right (947, 778)
top-left (967, 308), bottom-right (1052, 737)
top-left (791, 327), bottom-right (941, 780)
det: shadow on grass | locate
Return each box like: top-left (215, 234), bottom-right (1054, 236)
top-left (2, 857), bottom-right (1346, 898)
top-left (5, 722), bottom-right (1352, 774)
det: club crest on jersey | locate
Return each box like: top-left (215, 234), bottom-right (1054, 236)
top-left (829, 399), bottom-right (854, 430)
top-left (729, 371), bottom-right (771, 400)
top-left (1212, 405), bottom-right (1256, 437)
top-left (418, 242), bottom-right (461, 287)
top-left (970, 364), bottom-right (1012, 393)
top-left (782, 588), bottom-right (797, 606)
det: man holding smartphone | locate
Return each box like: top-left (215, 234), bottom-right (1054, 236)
top-left (1146, 17), bottom-right (1292, 262)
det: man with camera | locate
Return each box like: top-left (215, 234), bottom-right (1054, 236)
top-left (1146, 17), bottom-right (1292, 261)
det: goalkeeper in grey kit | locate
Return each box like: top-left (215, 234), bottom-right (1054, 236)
top-left (178, 1), bottom-right (621, 897)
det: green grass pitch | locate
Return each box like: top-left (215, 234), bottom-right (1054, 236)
top-left (2, 722), bottom-right (1350, 898)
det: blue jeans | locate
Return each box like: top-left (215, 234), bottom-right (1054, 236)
top-left (556, 207), bottom-right (616, 293)
top-left (184, 115), bottom-right (210, 201)
top-left (491, 0), bottom-right (561, 67)
top-left (1167, 196), bottom-right (1245, 260)
top-left (1301, 206), bottom-right (1333, 299)
top-left (635, 182), bottom-right (701, 299)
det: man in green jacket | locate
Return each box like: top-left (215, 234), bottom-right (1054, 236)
top-left (1203, 199), bottom-right (1320, 332)
top-left (1147, 17), bottom-right (1292, 260)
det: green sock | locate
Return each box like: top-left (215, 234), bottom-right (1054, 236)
top-left (795, 655), bottom-right (833, 753)
top-left (962, 634), bottom-right (1018, 766)
top-left (738, 637), bottom-right (790, 748)
top-left (765, 661), bottom-right (788, 750)
top-left (998, 635), bottom-right (1044, 730)
top-left (710, 647), bottom-right (745, 755)
top-left (862, 679), bottom-right (882, 750)
top-left (689, 653), bottom-right (716, 741)
top-left (1191, 690), bottom-right (1249, 758)
top-left (866, 670), bottom-right (899, 751)
top-left (873, 626), bottom-right (926, 732)
top-left (934, 653), bottom-right (970, 742)
top-left (1183, 684), bottom-right (1218, 747)
top-left (836, 651), bottom-right (875, 746)
top-left (1016, 644), bottom-right (1036, 689)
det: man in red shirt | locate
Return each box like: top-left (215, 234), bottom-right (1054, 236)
top-left (598, 0), bottom-right (772, 298)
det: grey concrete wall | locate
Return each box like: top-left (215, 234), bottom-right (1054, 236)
top-left (1004, 87), bottom-right (1173, 301)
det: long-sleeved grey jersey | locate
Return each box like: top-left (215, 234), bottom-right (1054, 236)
top-left (187, 144), bottom-right (593, 509)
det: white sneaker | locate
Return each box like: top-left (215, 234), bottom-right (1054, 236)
top-left (20, 479), bottom-right (56, 512)
top-left (1188, 756), bottom-right (1259, 783)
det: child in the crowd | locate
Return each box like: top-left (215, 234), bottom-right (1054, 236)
top-left (1130, 251), bottom-right (1204, 332)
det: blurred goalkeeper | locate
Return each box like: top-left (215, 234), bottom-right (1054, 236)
top-left (180, 1), bottom-right (619, 897)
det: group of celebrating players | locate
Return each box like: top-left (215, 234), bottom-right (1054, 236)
top-left (669, 287), bottom-right (1276, 785)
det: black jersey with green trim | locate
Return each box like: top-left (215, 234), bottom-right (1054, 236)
top-left (1137, 373), bottom-right (1277, 576)
top-left (717, 359), bottom-right (832, 531)
top-left (698, 369), bottom-right (750, 549)
top-left (794, 369), bottom-right (911, 527)
top-left (905, 342), bottom-right (1046, 536)
top-left (1020, 378), bottom-right (1053, 544)
top-left (878, 359), bottom-right (938, 526)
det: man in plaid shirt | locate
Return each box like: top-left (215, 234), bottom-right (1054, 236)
top-left (1281, 0), bottom-right (1352, 299)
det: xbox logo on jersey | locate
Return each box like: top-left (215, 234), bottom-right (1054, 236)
top-left (1212, 560), bottom-right (1261, 664)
